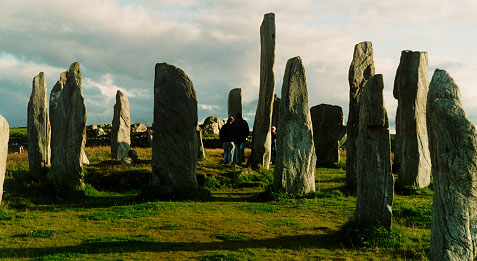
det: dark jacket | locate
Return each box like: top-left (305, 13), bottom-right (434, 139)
top-left (220, 122), bottom-right (234, 143)
top-left (232, 119), bottom-right (249, 144)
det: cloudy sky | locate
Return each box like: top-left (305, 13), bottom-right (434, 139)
top-left (1, 0), bottom-right (476, 133)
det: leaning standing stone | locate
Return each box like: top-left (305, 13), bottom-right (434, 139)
top-left (393, 50), bottom-right (431, 188)
top-left (310, 104), bottom-right (344, 167)
top-left (111, 90), bottom-right (131, 159)
top-left (250, 13), bottom-right (276, 169)
top-left (346, 41), bottom-right (375, 189)
top-left (427, 69), bottom-right (477, 260)
top-left (273, 56), bottom-right (316, 195)
top-left (228, 88), bottom-right (242, 118)
top-left (48, 62), bottom-right (87, 190)
top-left (0, 115), bottom-right (9, 204)
top-left (152, 63), bottom-right (198, 197)
top-left (28, 72), bottom-right (51, 178)
top-left (356, 74), bottom-right (393, 229)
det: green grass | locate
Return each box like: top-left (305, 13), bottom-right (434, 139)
top-left (0, 145), bottom-right (432, 260)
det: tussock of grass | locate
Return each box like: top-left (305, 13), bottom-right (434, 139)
top-left (339, 220), bottom-right (404, 249)
top-left (198, 253), bottom-right (254, 261)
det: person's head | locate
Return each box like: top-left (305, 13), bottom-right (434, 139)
top-left (227, 117), bottom-right (234, 124)
top-left (271, 126), bottom-right (276, 133)
top-left (235, 112), bottom-right (243, 120)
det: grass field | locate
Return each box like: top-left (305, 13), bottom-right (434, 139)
top-left (0, 142), bottom-right (432, 259)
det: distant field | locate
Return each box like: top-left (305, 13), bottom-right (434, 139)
top-left (0, 146), bottom-right (431, 260)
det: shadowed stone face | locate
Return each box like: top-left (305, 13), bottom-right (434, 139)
top-left (48, 62), bottom-right (87, 190)
top-left (393, 50), bottom-right (431, 188)
top-left (355, 74), bottom-right (393, 229)
top-left (111, 90), bottom-right (131, 159)
top-left (152, 63), bottom-right (198, 197)
top-left (427, 69), bottom-right (477, 261)
top-left (250, 13), bottom-right (275, 170)
top-left (28, 72), bottom-right (51, 178)
top-left (0, 115), bottom-right (9, 204)
top-left (310, 104), bottom-right (344, 167)
top-left (346, 41), bottom-right (375, 189)
top-left (273, 56), bottom-right (316, 195)
top-left (228, 88), bottom-right (242, 118)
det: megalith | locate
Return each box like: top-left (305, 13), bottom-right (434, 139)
top-left (273, 57), bottom-right (316, 195)
top-left (0, 115), bottom-right (9, 204)
top-left (228, 88), bottom-right (242, 118)
top-left (111, 90), bottom-right (131, 159)
top-left (393, 50), bottom-right (431, 188)
top-left (346, 41), bottom-right (375, 189)
top-left (355, 74), bottom-right (393, 229)
top-left (271, 94), bottom-right (280, 128)
top-left (310, 104), bottom-right (344, 167)
top-left (427, 69), bottom-right (477, 260)
top-left (152, 63), bottom-right (198, 197)
top-left (197, 127), bottom-right (206, 159)
top-left (48, 62), bottom-right (87, 189)
top-left (27, 72), bottom-right (51, 178)
top-left (250, 13), bottom-right (275, 169)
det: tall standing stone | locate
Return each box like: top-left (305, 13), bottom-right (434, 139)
top-left (0, 115), bottom-right (9, 204)
top-left (346, 41), bottom-right (375, 189)
top-left (427, 69), bottom-right (477, 260)
top-left (393, 50), bottom-right (431, 188)
top-left (310, 104), bottom-right (344, 167)
top-left (152, 63), bottom-right (198, 197)
top-left (197, 127), bottom-right (206, 159)
top-left (228, 88), bottom-right (242, 118)
top-left (48, 62), bottom-right (87, 189)
top-left (273, 57), bottom-right (316, 195)
top-left (28, 72), bottom-right (51, 178)
top-left (355, 74), bottom-right (393, 229)
top-left (111, 90), bottom-right (131, 159)
top-left (250, 13), bottom-right (275, 169)
top-left (271, 94), bottom-right (280, 128)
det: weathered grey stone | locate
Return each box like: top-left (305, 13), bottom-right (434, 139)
top-left (273, 56), bottom-right (316, 195)
top-left (310, 104), bottom-right (344, 167)
top-left (250, 13), bottom-right (275, 169)
top-left (197, 127), bottom-right (206, 159)
top-left (111, 90), bottom-right (131, 159)
top-left (28, 72), bottom-right (51, 178)
top-left (393, 50), bottom-right (431, 188)
top-left (355, 74), bottom-right (393, 229)
top-left (48, 62), bottom-right (87, 189)
top-left (427, 69), bottom-right (477, 260)
top-left (346, 41), bottom-right (375, 189)
top-left (0, 115), bottom-right (9, 204)
top-left (131, 123), bottom-right (147, 133)
top-left (201, 116), bottom-right (225, 135)
top-left (152, 63), bottom-right (198, 196)
top-left (271, 94), bottom-right (280, 128)
top-left (228, 88), bottom-right (242, 118)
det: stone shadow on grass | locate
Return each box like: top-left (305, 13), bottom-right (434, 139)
top-left (0, 234), bottom-right (340, 258)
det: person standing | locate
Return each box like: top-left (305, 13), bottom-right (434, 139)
top-left (232, 112), bottom-right (249, 165)
top-left (271, 126), bottom-right (277, 164)
top-left (220, 117), bottom-right (235, 164)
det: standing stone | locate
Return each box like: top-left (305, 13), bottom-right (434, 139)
top-left (355, 74), bottom-right (393, 229)
top-left (273, 57), bottom-right (316, 195)
top-left (393, 50), bottom-right (431, 188)
top-left (152, 63), bottom-right (198, 197)
top-left (0, 115), bottom-right (8, 204)
top-left (250, 13), bottom-right (276, 169)
top-left (310, 104), bottom-right (344, 167)
top-left (271, 94), bottom-right (280, 128)
top-left (346, 41), bottom-right (375, 189)
top-left (427, 69), bottom-right (477, 260)
top-left (201, 116), bottom-right (225, 135)
top-left (27, 72), bottom-right (51, 178)
top-left (228, 88), bottom-right (242, 118)
top-left (48, 62), bottom-right (87, 189)
top-left (111, 90), bottom-right (131, 159)
top-left (197, 127), bottom-right (206, 159)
